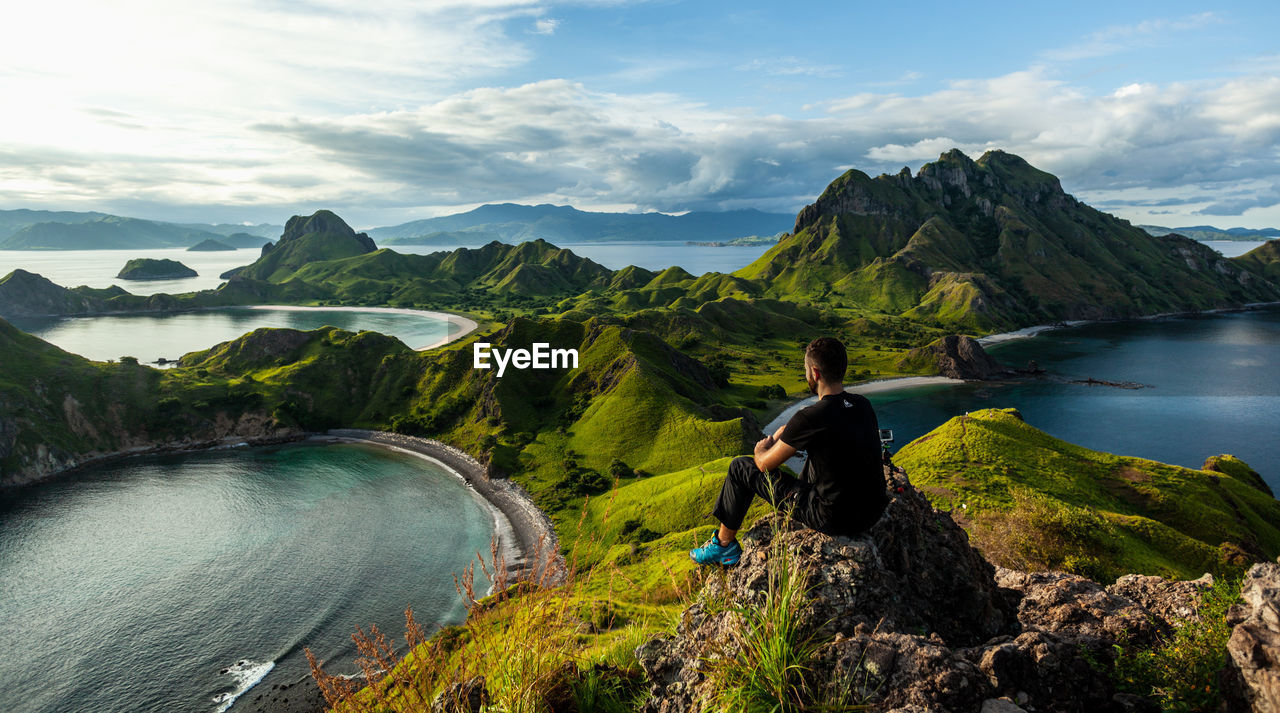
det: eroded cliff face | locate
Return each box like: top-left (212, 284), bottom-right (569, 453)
top-left (636, 467), bottom-right (1280, 713)
top-left (2, 408), bottom-right (302, 487)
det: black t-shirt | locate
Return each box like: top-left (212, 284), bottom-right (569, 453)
top-left (780, 392), bottom-right (886, 533)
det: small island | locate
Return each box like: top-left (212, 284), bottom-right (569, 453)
top-left (186, 238), bottom-right (236, 252)
top-left (116, 258), bottom-right (198, 280)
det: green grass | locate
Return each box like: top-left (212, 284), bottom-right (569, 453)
top-left (894, 408), bottom-right (1280, 580)
top-left (710, 528), bottom-right (820, 713)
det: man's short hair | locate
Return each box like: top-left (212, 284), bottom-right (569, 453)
top-left (805, 337), bottom-right (848, 383)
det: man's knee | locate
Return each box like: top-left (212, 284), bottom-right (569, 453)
top-left (728, 456), bottom-right (757, 481)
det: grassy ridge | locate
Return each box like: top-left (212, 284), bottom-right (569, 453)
top-left (893, 408), bottom-right (1280, 580)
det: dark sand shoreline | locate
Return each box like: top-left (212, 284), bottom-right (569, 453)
top-left (320, 429), bottom-right (563, 586)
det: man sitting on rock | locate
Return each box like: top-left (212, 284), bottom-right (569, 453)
top-left (690, 337), bottom-right (887, 566)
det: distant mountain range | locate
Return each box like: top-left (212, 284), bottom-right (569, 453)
top-left (1140, 224), bottom-right (1280, 241)
top-left (0, 204), bottom-right (791, 251)
top-left (365, 203), bottom-right (792, 244)
top-left (0, 209), bottom-right (278, 250)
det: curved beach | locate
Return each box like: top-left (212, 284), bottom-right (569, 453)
top-left (322, 429), bottom-right (563, 587)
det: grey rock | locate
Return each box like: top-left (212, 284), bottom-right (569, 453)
top-left (1228, 563), bottom-right (1280, 713)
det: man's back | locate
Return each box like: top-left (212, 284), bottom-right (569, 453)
top-left (781, 392), bottom-right (886, 535)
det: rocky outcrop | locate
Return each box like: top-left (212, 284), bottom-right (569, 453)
top-left (898, 334), bottom-right (1009, 380)
top-left (1229, 563), bottom-right (1280, 712)
top-left (637, 466), bottom-right (1269, 713)
top-left (1107, 572), bottom-right (1215, 627)
top-left (638, 467), bottom-right (1023, 713)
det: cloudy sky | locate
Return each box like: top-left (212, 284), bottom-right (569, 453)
top-left (2, 0), bottom-right (1278, 229)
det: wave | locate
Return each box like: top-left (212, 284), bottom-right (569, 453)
top-left (212, 659), bottom-right (275, 713)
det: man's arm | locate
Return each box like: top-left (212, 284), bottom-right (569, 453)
top-left (753, 433), bottom-right (797, 472)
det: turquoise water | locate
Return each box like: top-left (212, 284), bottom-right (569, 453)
top-left (867, 308), bottom-right (1280, 491)
top-left (9, 307), bottom-right (460, 364)
top-left (0, 441), bottom-right (495, 713)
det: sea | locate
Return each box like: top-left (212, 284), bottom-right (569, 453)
top-left (0, 237), bottom-right (1276, 712)
top-left (0, 441), bottom-right (496, 713)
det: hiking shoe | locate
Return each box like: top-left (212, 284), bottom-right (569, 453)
top-left (689, 534), bottom-right (742, 566)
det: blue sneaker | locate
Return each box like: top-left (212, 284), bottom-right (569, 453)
top-left (689, 534), bottom-right (742, 566)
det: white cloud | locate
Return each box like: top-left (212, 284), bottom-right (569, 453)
top-left (1, 5), bottom-right (1278, 227)
top-left (533, 17), bottom-right (561, 34)
top-left (737, 56), bottom-right (842, 78)
top-left (1042, 12), bottom-right (1222, 62)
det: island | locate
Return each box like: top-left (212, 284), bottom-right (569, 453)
top-left (186, 238), bottom-right (236, 252)
top-left (115, 258), bottom-right (198, 280)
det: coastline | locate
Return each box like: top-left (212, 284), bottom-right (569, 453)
top-left (322, 429), bottom-right (564, 588)
top-left (239, 304), bottom-right (479, 350)
top-left (976, 300), bottom-right (1280, 346)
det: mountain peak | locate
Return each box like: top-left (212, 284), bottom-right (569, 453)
top-left (224, 210), bottom-right (377, 283)
top-left (279, 210), bottom-right (375, 251)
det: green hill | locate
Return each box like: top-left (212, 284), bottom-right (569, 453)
top-left (0, 270), bottom-right (128, 319)
top-left (893, 408), bottom-right (1280, 580)
top-left (1232, 239), bottom-right (1280, 283)
top-left (737, 150), bottom-right (1280, 331)
top-left (116, 258), bottom-right (197, 280)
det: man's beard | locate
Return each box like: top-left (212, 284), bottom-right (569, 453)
top-left (807, 375), bottom-right (818, 395)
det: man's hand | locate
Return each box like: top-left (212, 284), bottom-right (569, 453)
top-left (753, 434), bottom-right (775, 460)
top-left (753, 433), bottom-right (797, 473)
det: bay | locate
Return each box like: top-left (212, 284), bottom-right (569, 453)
top-left (861, 308), bottom-right (1280, 491)
top-left (0, 441), bottom-right (496, 713)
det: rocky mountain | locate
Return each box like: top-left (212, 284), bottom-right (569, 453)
top-left (221, 210), bottom-right (378, 282)
top-left (366, 204), bottom-right (793, 244)
top-left (637, 467), bottom-right (1280, 713)
top-left (737, 150), bottom-right (1280, 331)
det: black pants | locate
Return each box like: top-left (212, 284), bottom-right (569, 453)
top-left (712, 456), bottom-right (818, 531)
top-left (711, 456), bottom-right (876, 537)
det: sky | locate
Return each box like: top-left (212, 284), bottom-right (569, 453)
top-left (2, 0), bottom-right (1278, 230)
